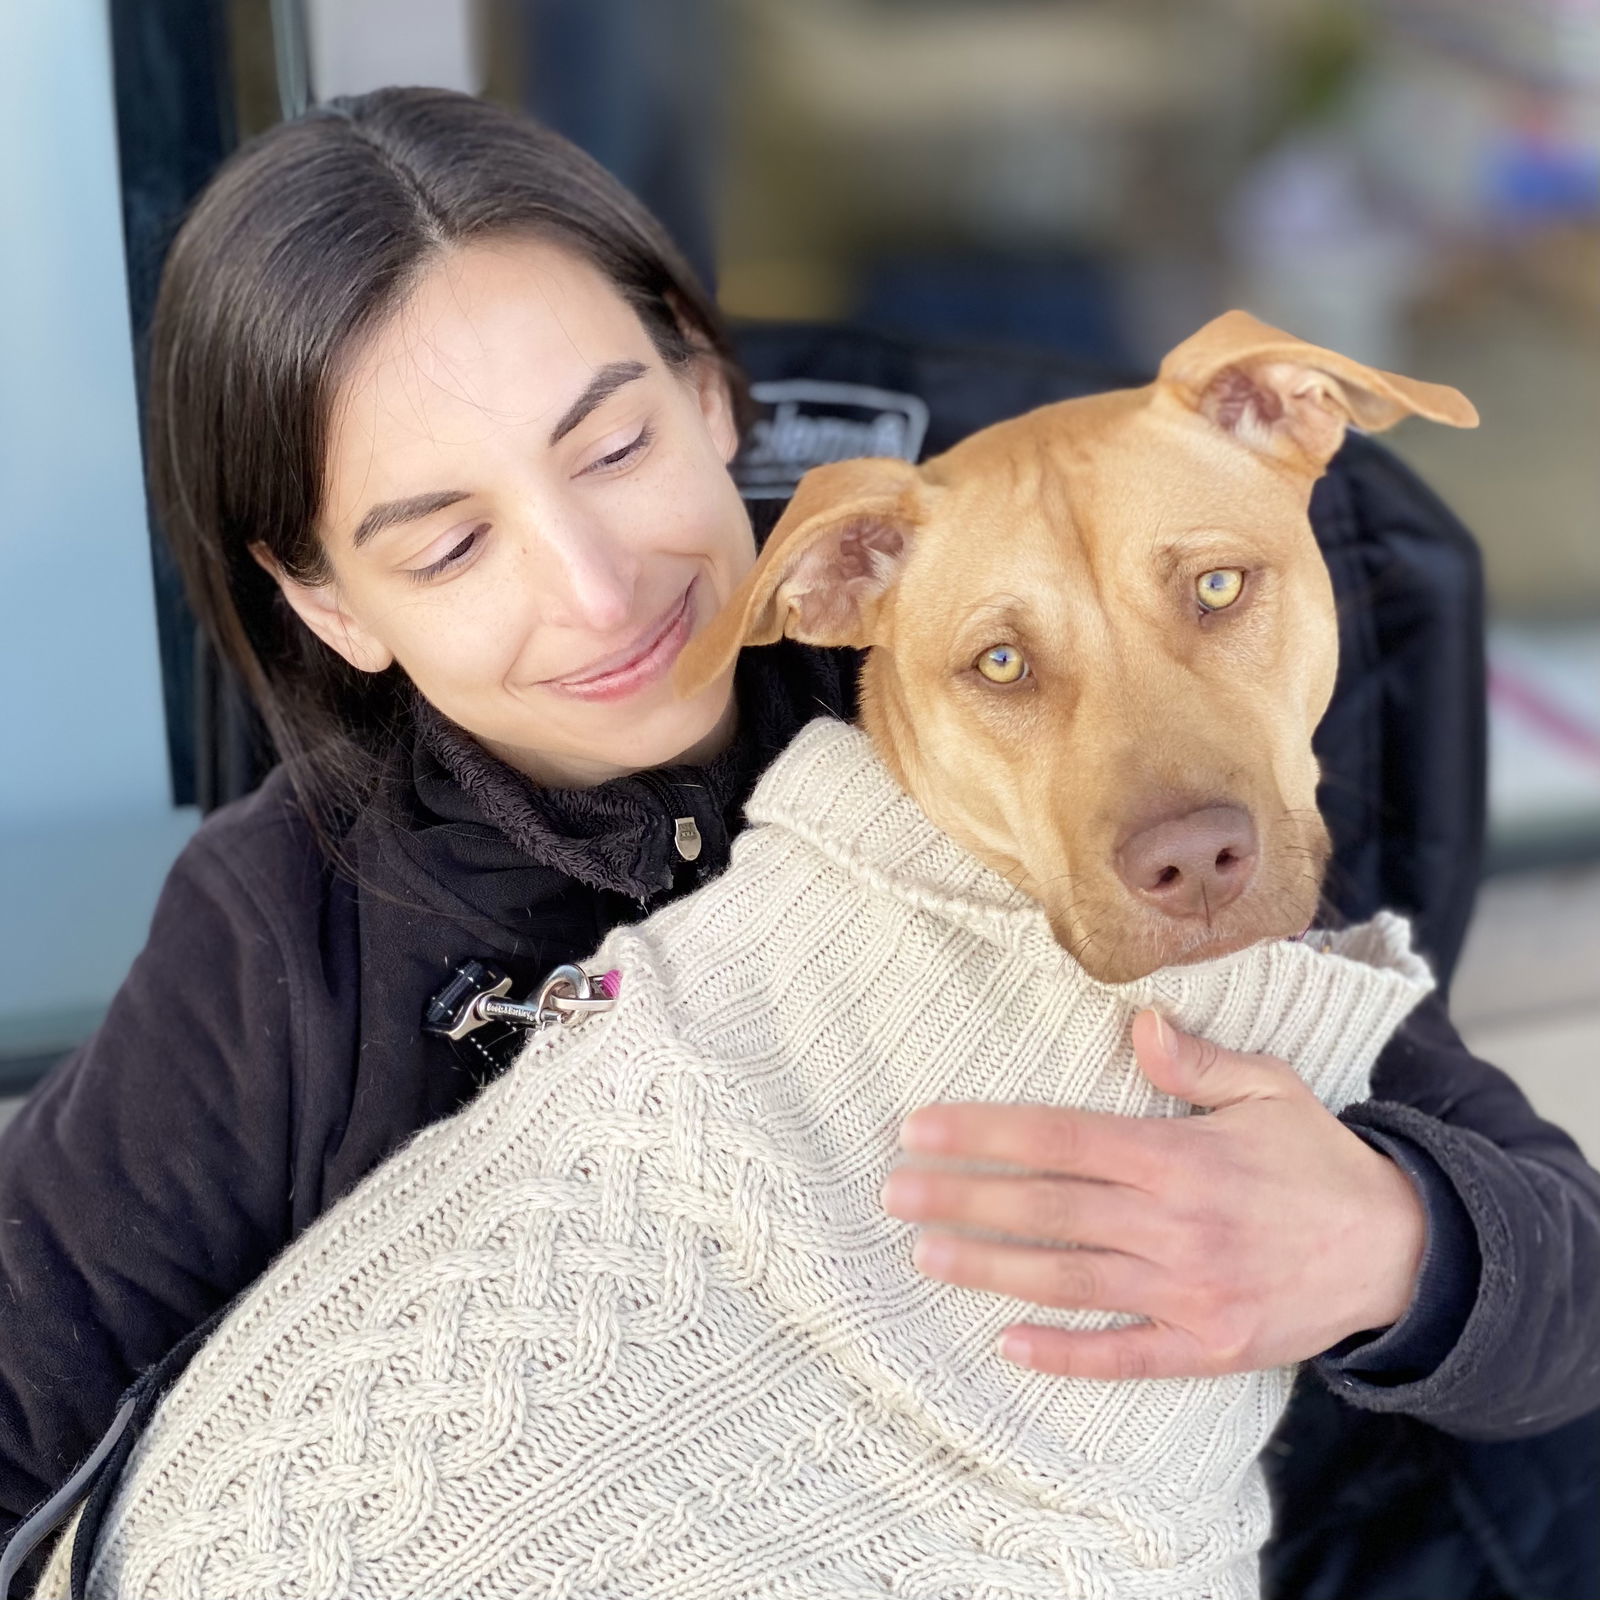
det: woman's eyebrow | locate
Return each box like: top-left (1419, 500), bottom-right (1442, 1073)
top-left (352, 489), bottom-right (470, 548)
top-left (349, 361), bottom-right (651, 549)
top-left (548, 358), bottom-right (648, 445)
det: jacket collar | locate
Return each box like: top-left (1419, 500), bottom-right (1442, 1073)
top-left (361, 640), bottom-right (859, 931)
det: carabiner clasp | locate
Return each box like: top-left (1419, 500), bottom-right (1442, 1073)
top-left (424, 958), bottom-right (619, 1042)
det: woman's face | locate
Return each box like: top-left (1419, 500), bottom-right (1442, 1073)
top-left (272, 236), bottom-right (754, 786)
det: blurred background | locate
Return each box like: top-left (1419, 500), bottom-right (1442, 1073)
top-left (2, 0), bottom-right (1597, 1142)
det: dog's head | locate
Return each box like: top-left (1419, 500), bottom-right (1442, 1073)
top-left (677, 311), bottom-right (1476, 981)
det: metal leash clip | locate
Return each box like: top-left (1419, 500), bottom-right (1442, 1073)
top-left (424, 958), bottom-right (620, 1042)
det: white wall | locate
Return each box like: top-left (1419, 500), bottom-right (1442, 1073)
top-left (306, 0), bottom-right (482, 101)
top-left (0, 1), bottom-right (197, 1055)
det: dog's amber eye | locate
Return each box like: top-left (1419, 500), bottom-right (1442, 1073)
top-left (976, 644), bottom-right (1027, 683)
top-left (1196, 569), bottom-right (1244, 611)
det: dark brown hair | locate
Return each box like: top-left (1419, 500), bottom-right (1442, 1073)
top-left (147, 86), bottom-right (747, 841)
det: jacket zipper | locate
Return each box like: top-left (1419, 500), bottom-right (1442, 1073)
top-left (632, 769), bottom-right (718, 880)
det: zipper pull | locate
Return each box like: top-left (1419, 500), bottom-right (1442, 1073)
top-left (673, 816), bottom-right (703, 862)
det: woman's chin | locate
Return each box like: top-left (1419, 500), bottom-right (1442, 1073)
top-left (600, 693), bottom-right (735, 777)
top-left (472, 680), bottom-right (737, 787)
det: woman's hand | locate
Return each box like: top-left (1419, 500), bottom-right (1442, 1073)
top-left (881, 1011), bottom-right (1428, 1379)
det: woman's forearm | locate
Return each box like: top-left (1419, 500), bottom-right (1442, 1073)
top-left (1321, 992), bottom-right (1600, 1438)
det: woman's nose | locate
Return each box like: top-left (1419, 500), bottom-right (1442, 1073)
top-left (528, 511), bottom-right (641, 635)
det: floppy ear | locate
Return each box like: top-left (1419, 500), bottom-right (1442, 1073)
top-left (673, 456), bottom-right (922, 699)
top-left (1157, 309), bottom-right (1478, 471)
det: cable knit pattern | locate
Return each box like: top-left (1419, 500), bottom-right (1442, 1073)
top-left (68, 719), bottom-right (1434, 1600)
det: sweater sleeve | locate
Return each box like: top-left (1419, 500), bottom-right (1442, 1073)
top-left (1312, 989), bottom-right (1600, 1439)
top-left (0, 827), bottom-right (299, 1579)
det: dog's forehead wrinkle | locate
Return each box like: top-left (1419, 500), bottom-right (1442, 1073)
top-left (963, 590), bottom-right (1036, 634)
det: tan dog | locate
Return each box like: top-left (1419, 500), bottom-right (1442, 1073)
top-left (678, 310), bottom-right (1476, 982)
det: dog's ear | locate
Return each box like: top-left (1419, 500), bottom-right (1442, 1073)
top-left (674, 456), bottom-right (921, 698)
top-left (1157, 309), bottom-right (1478, 471)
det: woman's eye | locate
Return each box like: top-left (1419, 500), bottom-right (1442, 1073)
top-left (1196, 568), bottom-right (1245, 611)
top-left (976, 643), bottom-right (1028, 684)
top-left (409, 524), bottom-right (486, 583)
top-left (584, 423), bottom-right (655, 474)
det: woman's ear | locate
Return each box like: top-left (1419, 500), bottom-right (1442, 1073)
top-left (665, 293), bottom-right (740, 465)
top-left (249, 542), bottom-right (395, 674)
top-left (689, 353), bottom-right (739, 465)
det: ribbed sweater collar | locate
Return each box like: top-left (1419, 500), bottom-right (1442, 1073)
top-left (747, 717), bottom-right (1435, 1091)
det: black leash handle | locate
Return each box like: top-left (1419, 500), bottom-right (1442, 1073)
top-left (0, 1301), bottom-right (233, 1599)
top-left (0, 1397), bottom-right (133, 1598)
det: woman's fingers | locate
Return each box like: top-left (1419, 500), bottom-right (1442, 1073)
top-left (996, 1322), bottom-right (1226, 1381)
top-left (882, 1167), bottom-right (1160, 1258)
top-left (905, 1230), bottom-right (1167, 1321)
top-left (906, 1229), bottom-right (1270, 1376)
top-left (898, 1101), bottom-right (1177, 1190)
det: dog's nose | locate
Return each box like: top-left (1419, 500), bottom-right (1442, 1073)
top-left (1115, 806), bottom-right (1258, 919)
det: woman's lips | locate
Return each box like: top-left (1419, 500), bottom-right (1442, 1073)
top-left (543, 585), bottom-right (695, 703)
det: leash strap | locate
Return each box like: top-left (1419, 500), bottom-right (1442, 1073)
top-left (0, 1299), bottom-right (235, 1600)
top-left (0, 1401), bottom-right (132, 1599)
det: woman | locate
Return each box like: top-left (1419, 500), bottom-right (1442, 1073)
top-left (2, 87), bottom-right (1596, 1594)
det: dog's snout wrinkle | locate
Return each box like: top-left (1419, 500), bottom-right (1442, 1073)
top-left (1115, 805), bottom-right (1258, 920)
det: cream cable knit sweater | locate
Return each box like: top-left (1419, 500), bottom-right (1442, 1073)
top-left (54, 719), bottom-right (1434, 1600)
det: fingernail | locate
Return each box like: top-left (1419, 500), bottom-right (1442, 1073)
top-left (900, 1113), bottom-right (946, 1153)
top-left (1151, 1011), bottom-right (1174, 1057)
top-left (999, 1330), bottom-right (1032, 1365)
top-left (914, 1235), bottom-right (955, 1275)
top-left (879, 1173), bottom-right (921, 1216)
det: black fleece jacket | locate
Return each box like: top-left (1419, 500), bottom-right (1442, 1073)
top-left (3, 636), bottom-right (1599, 1585)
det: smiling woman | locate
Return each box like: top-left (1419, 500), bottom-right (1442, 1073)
top-left (259, 238), bottom-right (753, 784)
top-left (0, 88), bottom-right (870, 1594)
top-left (147, 86), bottom-right (757, 815)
